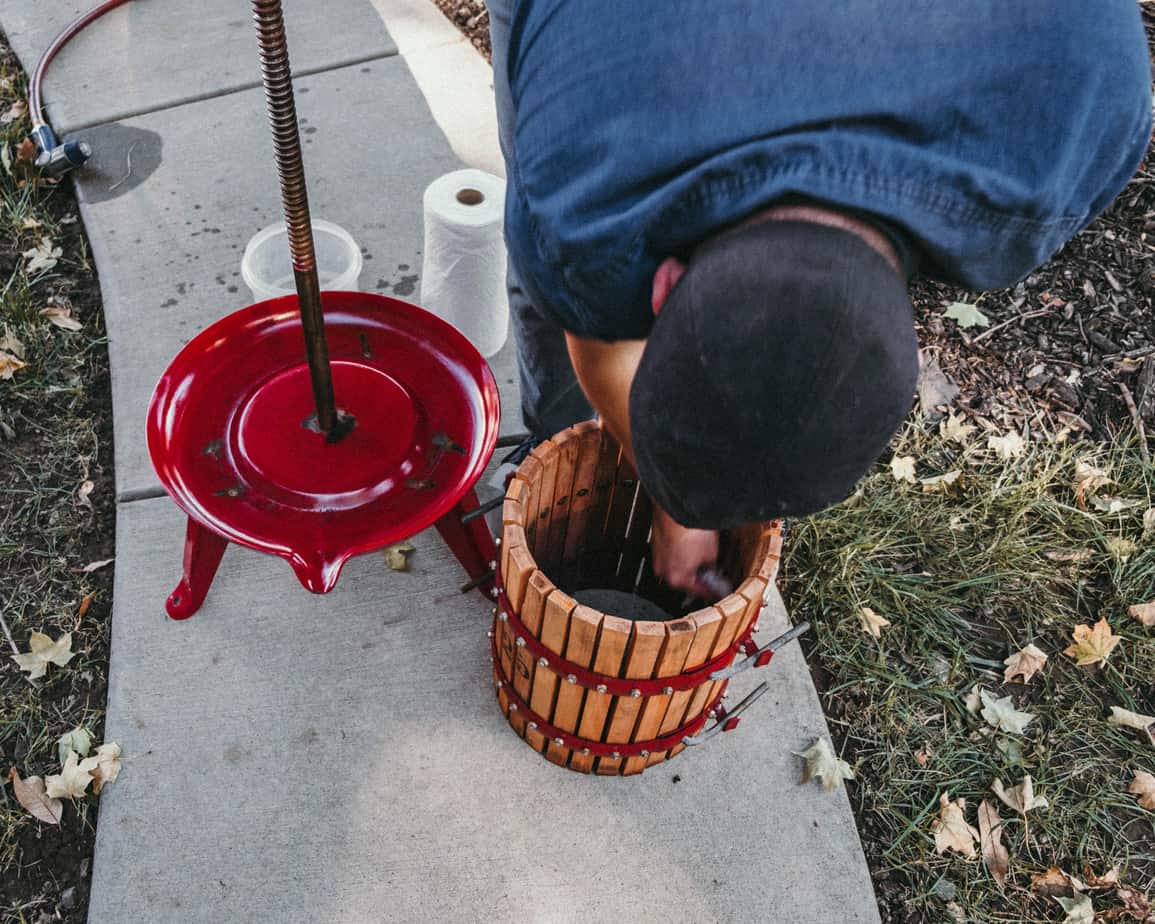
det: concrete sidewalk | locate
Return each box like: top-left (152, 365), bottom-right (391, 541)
top-left (3, 2), bottom-right (881, 921)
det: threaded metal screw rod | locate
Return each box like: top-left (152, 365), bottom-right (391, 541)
top-left (251, 0), bottom-right (341, 437)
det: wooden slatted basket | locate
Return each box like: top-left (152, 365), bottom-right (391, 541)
top-left (492, 420), bottom-right (784, 775)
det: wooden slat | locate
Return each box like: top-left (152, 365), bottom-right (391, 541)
top-left (648, 608), bottom-right (723, 766)
top-left (501, 539), bottom-right (535, 738)
top-left (527, 589), bottom-right (573, 759)
top-left (571, 614), bottom-right (631, 773)
top-left (513, 453), bottom-right (544, 552)
top-left (559, 422), bottom-right (604, 589)
top-left (615, 485), bottom-right (653, 594)
top-left (624, 617), bottom-right (695, 775)
top-left (602, 455), bottom-right (639, 587)
top-left (529, 440), bottom-right (559, 563)
top-left (516, 570), bottom-right (554, 753)
top-left (545, 603), bottom-right (601, 769)
top-left (579, 429), bottom-right (622, 588)
top-left (501, 483), bottom-right (528, 594)
top-left (596, 620), bottom-right (665, 775)
top-left (541, 427), bottom-right (581, 576)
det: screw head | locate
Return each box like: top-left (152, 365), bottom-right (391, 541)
top-left (611, 751), bottom-right (621, 760)
top-left (722, 691), bottom-right (730, 699)
top-left (663, 686), bottom-right (673, 695)
top-left (495, 537), bottom-right (502, 546)
top-left (489, 587), bottom-right (499, 598)
top-left (581, 748), bottom-right (591, 756)
top-left (509, 703), bottom-right (518, 712)
top-left (554, 737), bottom-right (564, 746)
top-left (567, 674), bottom-right (577, 684)
top-left (498, 611), bottom-right (509, 622)
top-left (515, 637), bottom-right (526, 648)
top-left (640, 750), bottom-right (650, 758)
top-left (596, 684), bottom-right (607, 694)
top-left (630, 688), bottom-right (641, 698)
top-left (538, 657), bottom-right (549, 667)
top-left (488, 560), bottom-right (497, 570)
top-left (495, 681), bottom-right (503, 689)
top-left (486, 630), bottom-right (493, 639)
top-left (527, 722), bottom-right (537, 731)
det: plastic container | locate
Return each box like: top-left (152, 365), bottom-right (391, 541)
top-left (241, 219), bottom-right (363, 302)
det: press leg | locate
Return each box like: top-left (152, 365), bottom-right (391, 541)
top-left (436, 489), bottom-right (498, 594)
top-left (167, 517), bottom-right (229, 620)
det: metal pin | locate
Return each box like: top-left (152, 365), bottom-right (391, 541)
top-left (498, 611), bottom-right (509, 622)
top-left (640, 750), bottom-right (650, 758)
top-left (611, 751), bottom-right (621, 760)
top-left (528, 722), bottom-right (537, 731)
top-left (554, 737), bottom-right (564, 746)
top-left (515, 637), bottom-right (526, 648)
top-left (509, 703), bottom-right (518, 712)
top-left (596, 684), bottom-right (607, 694)
top-left (489, 587), bottom-right (499, 598)
top-left (567, 674), bottom-right (577, 684)
top-left (538, 657), bottom-right (549, 667)
top-left (486, 630), bottom-right (493, 639)
top-left (582, 748), bottom-right (591, 756)
top-left (495, 537), bottom-right (502, 546)
top-left (663, 686), bottom-right (673, 695)
top-left (495, 681), bottom-right (503, 689)
top-left (488, 560), bottom-right (497, 570)
top-left (630, 689), bottom-right (641, 698)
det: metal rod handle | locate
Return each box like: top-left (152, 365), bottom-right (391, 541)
top-left (251, 0), bottom-right (340, 437)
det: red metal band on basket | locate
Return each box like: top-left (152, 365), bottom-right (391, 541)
top-left (490, 635), bottom-right (723, 758)
top-left (494, 584), bottom-right (759, 697)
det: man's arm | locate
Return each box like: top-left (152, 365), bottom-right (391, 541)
top-left (564, 332), bottom-right (720, 594)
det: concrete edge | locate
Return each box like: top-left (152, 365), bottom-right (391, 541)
top-left (368, 0), bottom-right (504, 177)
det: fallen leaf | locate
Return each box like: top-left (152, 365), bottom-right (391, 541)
top-left (794, 738), bottom-right (855, 792)
top-left (40, 305), bottom-right (82, 331)
top-left (22, 237), bottom-right (63, 274)
top-left (89, 743), bottom-right (121, 794)
top-left (1143, 507), bottom-right (1155, 541)
top-left (77, 480), bottom-right (94, 509)
top-left (1003, 643), bottom-right (1048, 684)
top-left (914, 747), bottom-right (931, 768)
top-left (1031, 867), bottom-right (1082, 898)
top-left (384, 541), bottom-right (415, 572)
top-left (1105, 537), bottom-right (1138, 563)
top-left (978, 799), bottom-right (1009, 889)
top-left (1082, 866), bottom-right (1120, 890)
top-left (1107, 706), bottom-right (1155, 745)
top-left (965, 685), bottom-right (984, 713)
top-left (1091, 495), bottom-right (1146, 515)
top-left (992, 774), bottom-right (1048, 815)
top-left (1063, 618), bottom-right (1121, 667)
top-left (995, 737), bottom-right (1026, 767)
top-left (918, 353), bottom-right (960, 414)
top-left (980, 690), bottom-right (1035, 735)
top-left (858, 606), bottom-right (890, 638)
top-left (889, 455), bottom-right (916, 484)
top-left (1114, 887), bottom-right (1153, 920)
top-left (0, 351), bottom-right (27, 380)
top-left (1129, 770), bottom-right (1155, 810)
top-left (1056, 893), bottom-right (1094, 924)
top-left (57, 728), bottom-right (93, 767)
top-left (0, 99), bottom-right (27, 124)
top-left (940, 413), bottom-right (976, 445)
top-left (944, 902), bottom-right (966, 923)
top-left (45, 750), bottom-right (99, 800)
top-left (931, 793), bottom-right (979, 858)
top-left (11, 631), bottom-right (75, 679)
top-left (944, 301), bottom-right (990, 329)
top-left (0, 327), bottom-right (24, 357)
top-left (1073, 462), bottom-right (1114, 509)
top-left (1045, 548), bottom-right (1094, 564)
top-left (920, 470), bottom-right (962, 495)
top-left (72, 558), bottom-right (114, 574)
top-left (8, 767), bottom-right (64, 825)
top-left (988, 431), bottom-right (1026, 461)
top-left (1130, 601), bottom-right (1155, 628)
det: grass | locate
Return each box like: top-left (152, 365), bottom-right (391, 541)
top-left (0, 35), bottom-right (115, 922)
top-left (781, 423), bottom-right (1154, 922)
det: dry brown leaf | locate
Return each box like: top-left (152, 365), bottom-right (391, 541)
top-left (0, 327), bottom-right (24, 357)
top-left (40, 305), bottom-right (83, 331)
top-left (0, 350), bottom-right (27, 380)
top-left (90, 743), bottom-right (122, 794)
top-left (794, 738), bottom-right (855, 792)
top-left (940, 413), bottom-right (976, 445)
top-left (0, 99), bottom-right (27, 124)
top-left (1073, 461), bottom-right (1114, 509)
top-left (1045, 548), bottom-right (1094, 564)
top-left (1107, 707), bottom-right (1155, 746)
top-left (920, 470), bottom-right (962, 495)
top-left (384, 542), bottom-right (415, 572)
top-left (1129, 601), bottom-right (1155, 628)
top-left (1003, 643), bottom-right (1048, 684)
top-left (1056, 893), bottom-right (1094, 924)
top-left (1031, 866), bottom-right (1082, 898)
top-left (45, 750), bottom-right (99, 800)
top-left (914, 747), bottom-right (931, 768)
top-left (964, 685), bottom-right (983, 713)
top-left (77, 480), bottom-right (95, 509)
top-left (1113, 887), bottom-right (1152, 920)
top-left (14, 137), bottom-right (36, 165)
top-left (992, 774), bottom-right (1048, 815)
top-left (1081, 866), bottom-right (1119, 890)
top-left (23, 238), bottom-right (62, 273)
top-left (890, 455), bottom-right (916, 484)
top-left (988, 431), bottom-right (1026, 460)
top-left (858, 606), bottom-right (890, 638)
top-left (1129, 770), bottom-right (1155, 810)
top-left (71, 558), bottom-right (114, 574)
top-left (1106, 537), bottom-right (1139, 563)
top-left (980, 690), bottom-right (1036, 735)
top-left (978, 799), bottom-right (1009, 889)
top-left (7, 767), bottom-right (63, 825)
top-left (11, 631), bottom-right (75, 679)
top-left (1143, 507), bottom-right (1155, 541)
top-left (932, 793), bottom-right (979, 859)
top-left (1063, 618), bottom-right (1121, 667)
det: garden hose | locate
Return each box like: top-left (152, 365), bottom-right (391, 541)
top-left (27, 0), bottom-right (134, 177)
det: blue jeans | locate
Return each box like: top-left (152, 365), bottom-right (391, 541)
top-left (488, 0), bottom-right (594, 441)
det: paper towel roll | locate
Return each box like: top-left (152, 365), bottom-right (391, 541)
top-left (420, 169), bottom-right (509, 358)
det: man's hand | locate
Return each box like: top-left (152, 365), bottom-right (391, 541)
top-left (650, 504), bottom-right (720, 597)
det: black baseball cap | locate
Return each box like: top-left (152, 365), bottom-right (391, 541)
top-left (629, 219), bottom-right (919, 529)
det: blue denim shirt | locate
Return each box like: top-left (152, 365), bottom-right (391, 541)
top-left (501, 0), bottom-right (1151, 341)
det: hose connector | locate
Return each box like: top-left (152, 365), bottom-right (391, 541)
top-left (31, 124), bottom-right (92, 178)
